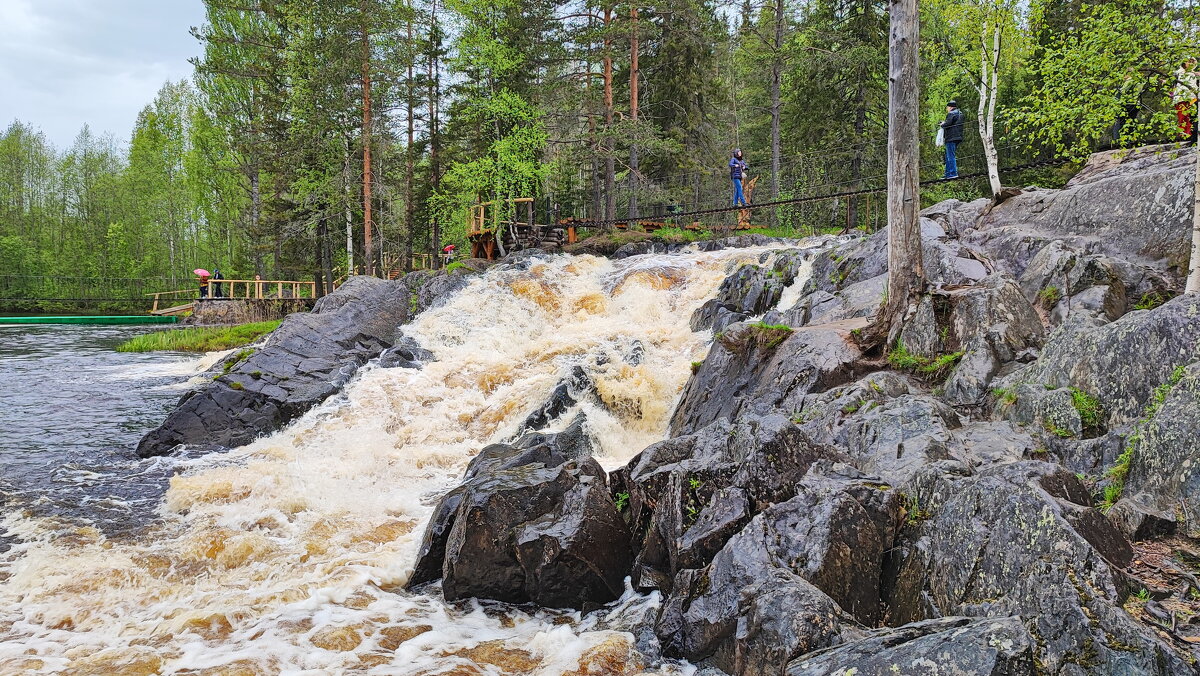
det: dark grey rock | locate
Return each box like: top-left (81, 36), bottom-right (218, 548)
top-left (786, 616), bottom-right (1036, 676)
top-left (657, 468), bottom-right (899, 665)
top-left (670, 321), bottom-right (861, 437)
top-left (137, 275), bottom-right (438, 457)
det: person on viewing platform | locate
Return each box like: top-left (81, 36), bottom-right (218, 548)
top-left (940, 100), bottom-right (964, 179)
top-left (211, 268), bottom-right (224, 298)
top-left (197, 273), bottom-right (210, 299)
top-left (729, 149), bottom-right (749, 207)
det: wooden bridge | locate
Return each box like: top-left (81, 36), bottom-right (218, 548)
top-left (148, 279), bottom-right (320, 316)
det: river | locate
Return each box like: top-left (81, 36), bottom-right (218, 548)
top-left (0, 246), bottom-right (825, 675)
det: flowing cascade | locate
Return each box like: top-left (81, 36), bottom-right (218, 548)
top-left (0, 245), bottom-right (824, 674)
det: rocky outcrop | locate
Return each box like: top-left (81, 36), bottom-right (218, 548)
top-left (786, 616), bottom-right (1036, 676)
top-left (966, 144), bottom-right (1196, 278)
top-left (137, 274), bottom-right (464, 457)
top-left (407, 420), bottom-right (632, 609)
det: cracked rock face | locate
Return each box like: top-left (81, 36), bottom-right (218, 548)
top-left (136, 274), bottom-right (461, 457)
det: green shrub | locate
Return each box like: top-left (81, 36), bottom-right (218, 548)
top-left (117, 321), bottom-right (281, 353)
top-left (887, 342), bottom-right (926, 370)
top-left (1134, 291), bottom-right (1170, 310)
top-left (1037, 286), bottom-right (1061, 307)
top-left (444, 261), bottom-right (471, 274)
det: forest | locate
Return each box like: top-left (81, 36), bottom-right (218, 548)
top-left (0, 0), bottom-right (1195, 307)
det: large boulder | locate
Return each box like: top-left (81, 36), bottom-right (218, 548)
top-left (670, 320), bottom-right (862, 436)
top-left (136, 275), bottom-right (451, 457)
top-left (407, 422), bottom-right (632, 609)
top-left (889, 462), bottom-right (1192, 674)
top-left (1123, 362), bottom-right (1200, 537)
top-left (656, 468), bottom-right (900, 670)
top-left (999, 294), bottom-right (1200, 424)
top-left (966, 145), bottom-right (1196, 280)
top-left (786, 616), bottom-right (1036, 676)
top-left (612, 414), bottom-right (841, 591)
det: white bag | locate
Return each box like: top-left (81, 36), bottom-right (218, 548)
top-left (935, 127), bottom-right (945, 147)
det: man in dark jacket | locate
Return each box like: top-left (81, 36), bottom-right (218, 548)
top-left (729, 149), bottom-right (749, 206)
top-left (940, 101), bottom-right (964, 179)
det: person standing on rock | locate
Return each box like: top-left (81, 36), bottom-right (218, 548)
top-left (729, 149), bottom-right (749, 207)
top-left (940, 101), bottom-right (965, 179)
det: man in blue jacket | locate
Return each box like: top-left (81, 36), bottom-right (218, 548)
top-left (940, 101), bottom-right (964, 179)
top-left (729, 149), bottom-right (749, 206)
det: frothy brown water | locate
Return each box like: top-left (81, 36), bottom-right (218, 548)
top-left (0, 247), bottom-right (821, 674)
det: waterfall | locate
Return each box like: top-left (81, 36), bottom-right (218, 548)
top-left (0, 245), bottom-right (821, 674)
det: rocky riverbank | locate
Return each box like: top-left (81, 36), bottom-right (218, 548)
top-left (137, 144), bottom-right (1200, 674)
top-left (405, 144), bottom-right (1200, 674)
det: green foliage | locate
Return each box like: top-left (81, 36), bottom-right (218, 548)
top-left (614, 491), bottom-right (629, 512)
top-left (1038, 286), bottom-right (1061, 307)
top-left (903, 493), bottom-right (930, 525)
top-left (444, 261), bottom-right (471, 274)
top-left (889, 342), bottom-right (964, 379)
top-left (1134, 291), bottom-right (1170, 310)
top-left (691, 360), bottom-right (703, 374)
top-left (116, 321), bottom-right (281, 353)
top-left (1101, 364), bottom-right (1188, 510)
top-left (991, 386), bottom-right (1019, 405)
top-left (1069, 387), bottom-right (1104, 432)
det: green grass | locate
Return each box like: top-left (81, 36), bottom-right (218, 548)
top-left (116, 320), bottom-right (281, 353)
top-left (991, 386), bottom-right (1018, 405)
top-left (1069, 387), bottom-right (1104, 432)
top-left (1037, 286), bottom-right (1061, 308)
top-left (1134, 291), bottom-right (1170, 310)
top-left (887, 342), bottom-right (964, 379)
top-left (444, 261), bottom-right (472, 274)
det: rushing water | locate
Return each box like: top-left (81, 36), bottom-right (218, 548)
top-left (0, 247), bottom-right (825, 675)
top-left (0, 325), bottom-right (226, 547)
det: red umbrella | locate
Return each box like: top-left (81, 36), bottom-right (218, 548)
top-left (194, 268), bottom-right (211, 277)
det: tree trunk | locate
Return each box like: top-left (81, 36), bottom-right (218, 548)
top-left (879, 0), bottom-right (925, 342)
top-left (405, 11), bottom-right (416, 272)
top-left (1187, 148), bottom-right (1200, 293)
top-left (250, 165), bottom-right (264, 276)
top-left (361, 15), bottom-right (375, 276)
top-left (979, 24), bottom-right (1003, 197)
top-left (428, 0), bottom-right (441, 267)
top-left (344, 137), bottom-right (354, 274)
top-left (629, 5), bottom-right (640, 220)
top-left (603, 6), bottom-right (615, 224)
top-left (770, 0), bottom-right (784, 215)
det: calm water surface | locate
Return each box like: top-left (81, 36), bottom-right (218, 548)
top-left (0, 325), bottom-right (210, 544)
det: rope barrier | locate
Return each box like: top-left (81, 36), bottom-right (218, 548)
top-left (570, 156), bottom-right (1072, 227)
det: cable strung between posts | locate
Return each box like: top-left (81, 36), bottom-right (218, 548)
top-left (571, 156), bottom-right (1072, 228)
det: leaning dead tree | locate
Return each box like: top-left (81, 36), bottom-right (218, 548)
top-left (877, 0), bottom-right (926, 342)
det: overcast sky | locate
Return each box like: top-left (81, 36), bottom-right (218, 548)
top-left (0, 0), bottom-right (205, 149)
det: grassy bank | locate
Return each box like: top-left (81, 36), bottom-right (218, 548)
top-left (116, 320), bottom-right (282, 353)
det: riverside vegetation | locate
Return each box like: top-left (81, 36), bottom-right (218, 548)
top-left (115, 320), bottom-right (282, 353)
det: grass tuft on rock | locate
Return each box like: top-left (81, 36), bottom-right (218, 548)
top-left (1069, 387), bottom-right (1104, 432)
top-left (116, 320), bottom-right (281, 353)
top-left (888, 342), bottom-right (964, 377)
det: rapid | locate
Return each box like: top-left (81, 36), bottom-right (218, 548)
top-left (0, 245), bottom-right (826, 675)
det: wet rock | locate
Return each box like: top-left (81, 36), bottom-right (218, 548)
top-left (520, 367), bottom-right (594, 432)
top-left (670, 321), bottom-right (861, 436)
top-left (967, 145), bottom-right (1196, 278)
top-left (615, 415), bottom-right (841, 590)
top-left (137, 275), bottom-right (439, 457)
top-left (1000, 295), bottom-right (1200, 424)
top-left (408, 421), bottom-right (630, 609)
top-left (889, 461), bottom-right (1191, 674)
top-left (378, 335), bottom-right (434, 369)
top-left (1107, 497), bottom-right (1178, 542)
top-left (1123, 361), bottom-right (1200, 534)
top-left (656, 468), bottom-right (899, 666)
top-left (786, 616), bottom-right (1035, 676)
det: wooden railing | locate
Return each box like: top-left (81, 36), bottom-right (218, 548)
top-left (147, 279), bottom-right (319, 314)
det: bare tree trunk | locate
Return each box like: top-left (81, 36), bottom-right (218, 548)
top-left (629, 5), bottom-right (640, 220)
top-left (428, 0), bottom-right (441, 267)
top-left (344, 137), bottom-right (354, 274)
top-left (879, 0), bottom-right (925, 341)
top-left (1188, 148), bottom-right (1200, 293)
top-left (770, 0), bottom-right (784, 213)
top-left (603, 6), bottom-right (615, 224)
top-left (250, 165), bottom-right (264, 276)
top-left (979, 24), bottom-right (1002, 196)
top-left (405, 10), bottom-right (416, 272)
top-left (361, 14), bottom-right (375, 276)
